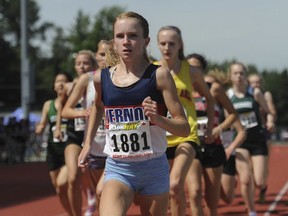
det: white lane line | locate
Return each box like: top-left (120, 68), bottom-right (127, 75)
top-left (264, 181), bottom-right (288, 216)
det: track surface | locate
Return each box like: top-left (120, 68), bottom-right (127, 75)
top-left (1, 144), bottom-right (288, 216)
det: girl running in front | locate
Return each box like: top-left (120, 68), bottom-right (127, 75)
top-left (78, 12), bottom-right (190, 216)
top-left (35, 72), bottom-right (73, 215)
top-left (157, 28), bottom-right (215, 216)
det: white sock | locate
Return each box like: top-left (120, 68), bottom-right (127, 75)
top-left (87, 189), bottom-right (96, 206)
top-left (248, 211), bottom-right (257, 216)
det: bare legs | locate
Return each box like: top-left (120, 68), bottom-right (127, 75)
top-left (99, 180), bottom-right (133, 216)
top-left (49, 166), bottom-right (72, 215)
top-left (83, 168), bottom-right (104, 214)
top-left (169, 143), bottom-right (195, 216)
top-left (186, 159), bottom-right (204, 216)
top-left (99, 179), bottom-right (169, 216)
top-left (236, 149), bottom-right (256, 214)
top-left (203, 166), bottom-right (223, 216)
top-left (65, 144), bottom-right (82, 216)
top-left (221, 173), bottom-right (237, 205)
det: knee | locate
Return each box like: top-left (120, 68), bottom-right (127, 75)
top-left (170, 181), bottom-right (180, 197)
top-left (96, 186), bottom-right (102, 200)
top-left (221, 194), bottom-right (233, 205)
top-left (239, 174), bottom-right (253, 186)
top-left (67, 173), bottom-right (81, 186)
top-left (187, 187), bottom-right (202, 205)
top-left (55, 183), bottom-right (67, 195)
top-left (170, 180), bottom-right (184, 199)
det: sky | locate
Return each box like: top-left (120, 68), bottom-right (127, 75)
top-left (36, 0), bottom-right (288, 71)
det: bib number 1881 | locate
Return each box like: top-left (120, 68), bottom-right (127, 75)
top-left (111, 132), bottom-right (150, 153)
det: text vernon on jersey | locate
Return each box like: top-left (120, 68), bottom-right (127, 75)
top-left (105, 106), bottom-right (148, 123)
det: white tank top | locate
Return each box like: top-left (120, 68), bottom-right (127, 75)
top-left (83, 71), bottom-right (106, 157)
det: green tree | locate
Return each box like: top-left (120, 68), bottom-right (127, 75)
top-left (62, 5), bottom-right (125, 77)
top-left (32, 5), bottom-right (125, 107)
top-left (0, 0), bottom-right (54, 109)
top-left (67, 6), bottom-right (125, 53)
top-left (90, 6), bottom-right (125, 43)
top-left (68, 10), bottom-right (92, 52)
top-left (263, 70), bottom-right (288, 126)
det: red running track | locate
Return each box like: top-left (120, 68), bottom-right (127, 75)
top-left (1, 144), bottom-right (288, 216)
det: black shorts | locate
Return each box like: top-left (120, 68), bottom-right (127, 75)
top-left (239, 138), bottom-right (268, 156)
top-left (223, 155), bottom-right (236, 176)
top-left (46, 142), bottom-right (66, 171)
top-left (65, 130), bottom-right (84, 147)
top-left (198, 144), bottom-right (227, 168)
top-left (166, 141), bottom-right (200, 160)
top-left (46, 151), bottom-right (65, 171)
top-left (264, 127), bottom-right (271, 140)
top-left (87, 155), bottom-right (107, 169)
top-left (46, 155), bottom-right (65, 171)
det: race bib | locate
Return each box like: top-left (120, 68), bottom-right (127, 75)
top-left (52, 124), bottom-right (68, 142)
top-left (197, 116), bottom-right (208, 137)
top-left (166, 111), bottom-right (173, 136)
top-left (239, 111), bottom-right (258, 129)
top-left (74, 108), bottom-right (85, 131)
top-left (108, 120), bottom-right (153, 158)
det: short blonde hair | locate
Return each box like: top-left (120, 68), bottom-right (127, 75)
top-left (75, 50), bottom-right (97, 68)
top-left (208, 68), bottom-right (230, 89)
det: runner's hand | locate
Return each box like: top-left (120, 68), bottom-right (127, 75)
top-left (53, 128), bottom-right (63, 141)
top-left (142, 96), bottom-right (158, 124)
top-left (78, 143), bottom-right (90, 168)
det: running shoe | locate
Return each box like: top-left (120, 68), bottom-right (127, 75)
top-left (258, 186), bottom-right (267, 204)
top-left (84, 204), bottom-right (96, 216)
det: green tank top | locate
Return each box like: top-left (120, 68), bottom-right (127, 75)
top-left (227, 88), bottom-right (264, 141)
top-left (47, 100), bottom-right (68, 154)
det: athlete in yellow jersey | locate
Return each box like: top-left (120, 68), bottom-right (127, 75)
top-left (157, 26), bottom-right (215, 216)
top-left (165, 60), bottom-right (199, 147)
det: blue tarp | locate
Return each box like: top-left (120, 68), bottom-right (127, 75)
top-left (3, 107), bottom-right (40, 127)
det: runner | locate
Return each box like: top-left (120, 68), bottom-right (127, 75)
top-left (35, 72), bottom-right (73, 215)
top-left (156, 29), bottom-right (215, 216)
top-left (62, 40), bottom-right (113, 216)
top-left (227, 62), bottom-right (275, 216)
top-left (78, 12), bottom-right (190, 216)
top-left (186, 54), bottom-right (237, 216)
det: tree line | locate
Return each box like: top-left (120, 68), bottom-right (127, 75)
top-left (0, 0), bottom-right (287, 127)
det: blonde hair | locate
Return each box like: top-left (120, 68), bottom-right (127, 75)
top-left (104, 40), bottom-right (120, 67)
top-left (226, 62), bottom-right (248, 87)
top-left (158, 26), bottom-right (185, 60)
top-left (97, 40), bottom-right (111, 51)
top-left (208, 68), bottom-right (230, 89)
top-left (75, 50), bottom-right (97, 68)
top-left (248, 73), bottom-right (263, 84)
top-left (227, 62), bottom-right (247, 77)
top-left (112, 11), bottom-right (150, 63)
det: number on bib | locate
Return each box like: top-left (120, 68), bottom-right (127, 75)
top-left (197, 116), bottom-right (208, 137)
top-left (108, 121), bottom-right (153, 158)
top-left (239, 111), bottom-right (258, 129)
